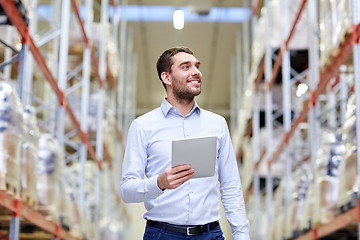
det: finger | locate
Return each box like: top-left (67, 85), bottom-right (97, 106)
top-left (171, 164), bottom-right (193, 174)
top-left (173, 167), bottom-right (194, 179)
top-left (169, 171), bottom-right (195, 188)
top-left (169, 175), bottom-right (193, 189)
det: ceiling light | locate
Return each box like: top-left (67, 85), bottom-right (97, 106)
top-left (296, 83), bottom-right (308, 97)
top-left (173, 9), bottom-right (184, 30)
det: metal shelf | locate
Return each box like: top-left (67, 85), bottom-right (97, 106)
top-left (295, 203), bottom-right (359, 240)
top-left (241, 1), bottom-right (360, 239)
top-left (0, 0), bottom-right (103, 169)
top-left (0, 0), bottom-right (133, 239)
top-left (0, 191), bottom-right (80, 240)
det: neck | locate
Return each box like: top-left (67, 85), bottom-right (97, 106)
top-left (166, 96), bottom-right (195, 117)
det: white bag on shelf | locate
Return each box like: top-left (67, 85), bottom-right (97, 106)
top-left (0, 81), bottom-right (24, 196)
top-left (313, 131), bottom-right (342, 225)
top-left (338, 95), bottom-right (358, 210)
top-left (21, 105), bottom-right (40, 207)
top-left (37, 133), bottom-right (63, 222)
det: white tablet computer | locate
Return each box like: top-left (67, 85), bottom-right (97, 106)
top-left (171, 136), bottom-right (217, 178)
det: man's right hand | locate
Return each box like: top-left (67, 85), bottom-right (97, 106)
top-left (157, 164), bottom-right (195, 190)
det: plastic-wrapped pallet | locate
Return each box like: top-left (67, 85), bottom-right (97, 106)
top-left (299, 171), bottom-right (315, 233)
top-left (63, 163), bottom-right (83, 238)
top-left (21, 105), bottom-right (40, 207)
top-left (251, 0), bottom-right (309, 70)
top-left (103, 110), bottom-right (117, 162)
top-left (269, 181), bottom-right (285, 240)
top-left (99, 162), bottom-right (116, 239)
top-left (288, 164), bottom-right (310, 238)
top-left (240, 136), bottom-right (253, 192)
top-left (63, 161), bottom-right (99, 240)
top-left (245, 194), bottom-right (255, 239)
top-left (247, 194), bottom-right (268, 240)
top-left (319, 0), bottom-right (352, 67)
top-left (0, 81), bottom-right (24, 196)
top-left (64, 93), bottom-right (104, 139)
top-left (313, 131), bottom-right (342, 225)
top-left (37, 133), bottom-right (63, 222)
top-left (338, 94), bottom-right (357, 211)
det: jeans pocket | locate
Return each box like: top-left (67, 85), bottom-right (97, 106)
top-left (143, 226), bottom-right (161, 240)
top-left (209, 226), bottom-right (225, 240)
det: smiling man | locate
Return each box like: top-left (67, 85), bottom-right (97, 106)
top-left (120, 47), bottom-right (250, 240)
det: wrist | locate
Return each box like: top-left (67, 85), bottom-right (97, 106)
top-left (157, 175), bottom-right (166, 191)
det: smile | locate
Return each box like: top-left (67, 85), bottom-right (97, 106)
top-left (188, 78), bottom-right (201, 84)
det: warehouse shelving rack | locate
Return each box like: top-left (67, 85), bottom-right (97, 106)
top-left (233, 0), bottom-right (360, 239)
top-left (0, 0), bottom-right (134, 239)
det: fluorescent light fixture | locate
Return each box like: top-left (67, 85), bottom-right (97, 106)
top-left (296, 83), bottom-right (308, 97)
top-left (173, 9), bottom-right (184, 30)
top-left (38, 5), bottom-right (252, 23)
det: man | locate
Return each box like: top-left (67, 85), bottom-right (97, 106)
top-left (120, 47), bottom-right (250, 240)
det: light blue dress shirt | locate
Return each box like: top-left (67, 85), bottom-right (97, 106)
top-left (120, 98), bottom-right (250, 239)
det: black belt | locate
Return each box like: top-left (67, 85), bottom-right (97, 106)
top-left (146, 220), bottom-right (219, 236)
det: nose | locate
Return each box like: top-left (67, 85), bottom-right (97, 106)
top-left (191, 66), bottom-right (202, 76)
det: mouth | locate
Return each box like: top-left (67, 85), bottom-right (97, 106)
top-left (188, 78), bottom-right (201, 84)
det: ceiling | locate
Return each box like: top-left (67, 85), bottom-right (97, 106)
top-left (124, 0), bottom-right (249, 119)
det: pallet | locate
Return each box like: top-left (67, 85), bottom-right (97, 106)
top-left (338, 192), bottom-right (357, 214)
top-left (22, 195), bottom-right (37, 208)
top-left (0, 173), bottom-right (20, 199)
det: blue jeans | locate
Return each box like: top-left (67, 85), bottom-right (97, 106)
top-left (143, 224), bottom-right (225, 240)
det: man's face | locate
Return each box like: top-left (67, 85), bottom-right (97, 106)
top-left (168, 52), bottom-right (202, 100)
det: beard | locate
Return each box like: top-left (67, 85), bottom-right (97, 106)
top-left (172, 77), bottom-right (201, 101)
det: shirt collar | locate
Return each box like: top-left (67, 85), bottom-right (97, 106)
top-left (161, 98), bottom-right (201, 117)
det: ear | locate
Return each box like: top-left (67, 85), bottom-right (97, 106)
top-left (161, 72), bottom-right (171, 86)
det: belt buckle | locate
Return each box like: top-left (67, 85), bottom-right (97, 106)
top-left (186, 226), bottom-right (197, 236)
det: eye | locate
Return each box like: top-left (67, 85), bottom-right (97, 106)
top-left (183, 65), bottom-right (189, 69)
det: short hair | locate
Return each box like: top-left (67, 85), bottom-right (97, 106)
top-left (156, 47), bottom-right (194, 89)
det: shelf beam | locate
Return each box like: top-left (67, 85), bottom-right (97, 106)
top-left (295, 204), bottom-right (359, 240)
top-left (0, 191), bottom-right (80, 240)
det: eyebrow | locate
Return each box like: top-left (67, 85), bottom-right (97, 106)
top-left (179, 61), bottom-right (201, 67)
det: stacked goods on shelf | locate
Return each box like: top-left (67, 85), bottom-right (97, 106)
top-left (64, 161), bottom-right (99, 240)
top-left (257, 126), bottom-right (287, 178)
top-left (338, 94), bottom-right (357, 211)
top-left (250, 0), bottom-right (309, 69)
top-left (240, 136), bottom-right (253, 192)
top-left (313, 130), bottom-right (342, 225)
top-left (245, 194), bottom-right (255, 239)
top-left (250, 12), bottom-right (265, 73)
top-left (21, 105), bottom-right (40, 207)
top-left (103, 110), bottom-right (117, 161)
top-left (99, 162), bottom-right (119, 239)
top-left (64, 92), bottom-right (104, 139)
top-left (63, 162), bottom-right (83, 238)
top-left (319, 0), bottom-right (352, 67)
top-left (267, 0), bottom-right (308, 50)
top-left (0, 81), bottom-right (24, 196)
top-left (288, 164), bottom-right (310, 238)
top-left (64, 93), bottom-right (94, 136)
top-left (269, 180), bottom-right (285, 240)
top-left (37, 133), bottom-right (64, 222)
top-left (246, 194), bottom-right (268, 240)
top-left (299, 170), bottom-right (315, 233)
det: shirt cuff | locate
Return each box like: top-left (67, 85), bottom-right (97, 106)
top-left (146, 175), bottom-right (165, 197)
